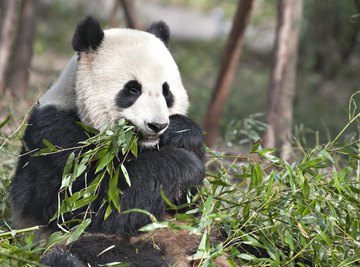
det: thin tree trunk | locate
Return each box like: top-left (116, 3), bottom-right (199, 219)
top-left (7, 0), bottom-right (38, 98)
top-left (110, 0), bottom-right (120, 27)
top-left (263, 0), bottom-right (303, 160)
top-left (203, 0), bottom-right (255, 147)
top-left (120, 0), bottom-right (141, 29)
top-left (0, 0), bottom-right (18, 93)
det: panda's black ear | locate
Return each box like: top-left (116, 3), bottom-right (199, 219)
top-left (72, 16), bottom-right (104, 52)
top-left (147, 21), bottom-right (170, 47)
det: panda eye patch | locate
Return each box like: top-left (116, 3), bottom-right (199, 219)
top-left (162, 82), bottom-right (174, 108)
top-left (116, 80), bottom-right (142, 108)
top-left (162, 82), bottom-right (170, 96)
top-left (125, 80), bottom-right (142, 95)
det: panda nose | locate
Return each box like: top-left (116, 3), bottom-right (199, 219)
top-left (147, 122), bottom-right (168, 133)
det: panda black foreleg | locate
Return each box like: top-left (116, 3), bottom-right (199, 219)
top-left (90, 147), bottom-right (204, 235)
top-left (160, 114), bottom-right (205, 160)
top-left (10, 106), bottom-right (88, 227)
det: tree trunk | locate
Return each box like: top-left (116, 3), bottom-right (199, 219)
top-left (263, 0), bottom-right (303, 160)
top-left (0, 0), bottom-right (18, 93)
top-left (203, 0), bottom-right (255, 147)
top-left (120, 0), bottom-right (141, 30)
top-left (110, 0), bottom-right (120, 27)
top-left (7, 0), bottom-right (38, 99)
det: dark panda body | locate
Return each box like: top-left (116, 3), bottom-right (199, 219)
top-left (11, 107), bottom-right (204, 236)
top-left (11, 106), bottom-right (205, 266)
top-left (10, 17), bottom-right (207, 266)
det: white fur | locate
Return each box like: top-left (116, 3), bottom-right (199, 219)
top-left (75, 28), bottom-right (189, 136)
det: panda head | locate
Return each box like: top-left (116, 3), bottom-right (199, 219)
top-left (72, 16), bottom-right (189, 147)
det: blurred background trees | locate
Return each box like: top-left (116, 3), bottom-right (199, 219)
top-left (0, 0), bottom-right (359, 157)
top-left (263, 0), bottom-right (303, 160)
top-left (204, 0), bottom-right (254, 147)
top-left (0, 0), bottom-right (38, 98)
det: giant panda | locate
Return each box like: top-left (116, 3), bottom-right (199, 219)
top-left (10, 16), bottom-right (210, 266)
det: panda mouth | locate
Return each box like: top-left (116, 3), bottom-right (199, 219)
top-left (138, 132), bottom-right (160, 147)
top-left (139, 132), bottom-right (159, 141)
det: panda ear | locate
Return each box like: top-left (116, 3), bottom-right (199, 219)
top-left (147, 21), bottom-right (170, 46)
top-left (72, 16), bottom-right (104, 52)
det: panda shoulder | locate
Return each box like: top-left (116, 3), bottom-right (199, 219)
top-left (39, 55), bottom-right (78, 111)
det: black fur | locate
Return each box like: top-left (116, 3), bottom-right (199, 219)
top-left (10, 107), bottom-right (88, 226)
top-left (147, 21), bottom-right (170, 46)
top-left (40, 234), bottom-right (169, 267)
top-left (72, 16), bottom-right (104, 52)
top-left (71, 234), bottom-right (169, 266)
top-left (160, 114), bottom-right (205, 160)
top-left (10, 105), bottom-right (205, 265)
top-left (162, 82), bottom-right (174, 108)
top-left (116, 80), bottom-right (142, 108)
top-left (40, 247), bottom-right (87, 267)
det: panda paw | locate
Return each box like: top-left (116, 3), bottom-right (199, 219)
top-left (160, 114), bottom-right (205, 159)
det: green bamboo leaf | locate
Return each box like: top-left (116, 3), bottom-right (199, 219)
top-left (117, 118), bottom-right (126, 126)
top-left (318, 230), bottom-right (332, 246)
top-left (250, 139), bottom-right (261, 153)
top-left (160, 186), bottom-right (176, 209)
top-left (71, 194), bottom-right (97, 211)
top-left (192, 232), bottom-right (210, 260)
top-left (75, 121), bottom-right (99, 135)
top-left (95, 150), bottom-right (114, 173)
top-left (66, 218), bottom-right (91, 245)
top-left (351, 220), bottom-right (358, 239)
top-left (130, 138), bottom-right (138, 157)
top-left (61, 174), bottom-right (72, 190)
top-left (32, 147), bottom-right (53, 156)
top-left (63, 152), bottom-right (75, 176)
top-left (46, 231), bottom-right (69, 248)
top-left (108, 167), bottom-right (121, 212)
top-left (301, 175), bottom-right (310, 198)
top-left (243, 204), bottom-right (250, 221)
top-left (42, 139), bottom-right (58, 151)
top-left (104, 203), bottom-right (113, 221)
top-left (202, 195), bottom-right (213, 214)
top-left (138, 221), bottom-right (169, 232)
top-left (120, 164), bottom-right (131, 187)
top-left (60, 152), bottom-right (76, 189)
top-left (266, 172), bottom-right (275, 198)
top-left (238, 253), bottom-right (254, 261)
top-left (92, 148), bottom-right (107, 161)
top-left (349, 186), bottom-right (360, 194)
top-left (284, 230), bottom-right (294, 251)
top-left (122, 208), bottom-right (157, 222)
top-left (62, 191), bottom-right (85, 211)
top-left (298, 158), bottom-right (326, 171)
top-left (0, 115), bottom-right (11, 129)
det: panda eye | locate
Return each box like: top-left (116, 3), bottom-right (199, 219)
top-left (124, 80), bottom-right (142, 95)
top-left (162, 82), bottom-right (170, 97)
top-left (162, 82), bottom-right (174, 108)
top-left (128, 87), bottom-right (141, 95)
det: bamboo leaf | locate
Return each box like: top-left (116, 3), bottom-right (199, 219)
top-left (0, 115), bottom-right (11, 129)
top-left (75, 121), bottom-right (99, 135)
top-left (66, 218), bottom-right (91, 245)
top-left (120, 164), bottom-right (131, 187)
top-left (42, 139), bottom-right (58, 151)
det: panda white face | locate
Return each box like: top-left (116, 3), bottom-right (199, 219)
top-left (72, 17), bottom-right (189, 147)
